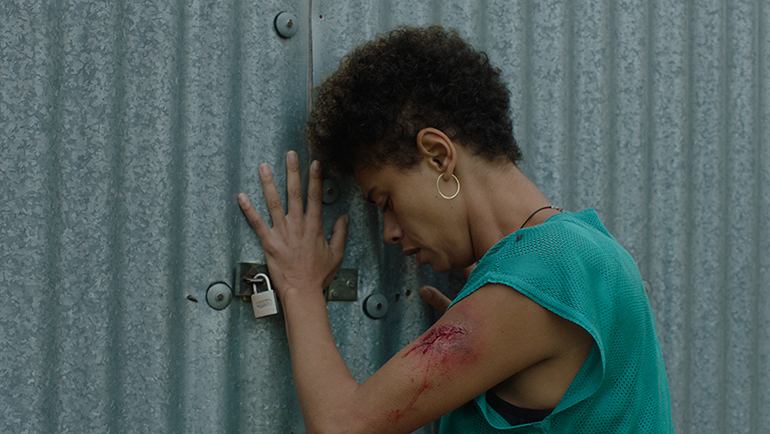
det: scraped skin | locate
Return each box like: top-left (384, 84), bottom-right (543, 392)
top-left (405, 323), bottom-right (470, 359)
top-left (391, 324), bottom-right (473, 423)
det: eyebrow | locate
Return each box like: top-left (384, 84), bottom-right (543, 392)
top-left (366, 186), bottom-right (378, 204)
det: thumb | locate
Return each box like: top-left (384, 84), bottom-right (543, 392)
top-left (418, 286), bottom-right (452, 313)
top-left (329, 214), bottom-right (349, 260)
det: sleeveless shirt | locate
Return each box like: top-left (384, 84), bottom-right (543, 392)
top-left (439, 209), bottom-right (673, 433)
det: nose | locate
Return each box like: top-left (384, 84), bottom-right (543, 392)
top-left (382, 211), bottom-right (403, 244)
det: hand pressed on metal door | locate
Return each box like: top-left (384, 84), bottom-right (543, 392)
top-left (238, 150), bottom-right (348, 300)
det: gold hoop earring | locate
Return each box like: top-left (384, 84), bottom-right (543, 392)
top-left (436, 173), bottom-right (460, 200)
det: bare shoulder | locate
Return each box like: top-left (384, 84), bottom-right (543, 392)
top-left (443, 283), bottom-right (588, 358)
top-left (445, 283), bottom-right (595, 409)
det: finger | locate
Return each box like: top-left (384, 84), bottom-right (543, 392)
top-left (285, 151), bottom-right (304, 218)
top-left (238, 193), bottom-right (271, 238)
top-left (259, 163), bottom-right (286, 227)
top-left (306, 160), bottom-right (323, 220)
top-left (418, 286), bottom-right (452, 313)
top-left (462, 263), bottom-right (477, 279)
top-left (329, 213), bottom-right (349, 261)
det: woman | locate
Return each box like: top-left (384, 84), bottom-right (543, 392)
top-left (238, 26), bottom-right (673, 433)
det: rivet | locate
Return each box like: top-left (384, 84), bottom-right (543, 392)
top-left (363, 294), bottom-right (389, 319)
top-left (206, 282), bottom-right (233, 310)
top-left (322, 179), bottom-right (339, 204)
top-left (274, 12), bottom-right (299, 38)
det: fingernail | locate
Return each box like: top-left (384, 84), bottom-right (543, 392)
top-left (238, 193), bottom-right (247, 204)
top-left (287, 151), bottom-right (298, 164)
top-left (259, 164), bottom-right (271, 176)
top-left (311, 160), bottom-right (320, 173)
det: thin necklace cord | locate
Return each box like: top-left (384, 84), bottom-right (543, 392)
top-left (520, 206), bottom-right (563, 230)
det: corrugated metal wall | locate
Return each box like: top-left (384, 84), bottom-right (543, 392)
top-left (1, 0), bottom-right (767, 433)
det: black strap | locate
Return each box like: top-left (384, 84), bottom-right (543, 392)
top-left (486, 391), bottom-right (553, 426)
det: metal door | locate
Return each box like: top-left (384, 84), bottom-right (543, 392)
top-left (1, 1), bottom-right (444, 432)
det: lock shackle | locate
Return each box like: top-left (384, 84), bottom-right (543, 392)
top-left (247, 273), bottom-right (272, 294)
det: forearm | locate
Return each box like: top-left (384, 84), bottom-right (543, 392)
top-left (281, 287), bottom-right (362, 432)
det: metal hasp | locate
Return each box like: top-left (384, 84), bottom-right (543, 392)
top-left (236, 262), bottom-right (269, 297)
top-left (206, 282), bottom-right (233, 310)
top-left (236, 262), bottom-right (358, 301)
top-left (363, 294), bottom-right (389, 319)
top-left (325, 269), bottom-right (358, 301)
top-left (274, 12), bottom-right (299, 38)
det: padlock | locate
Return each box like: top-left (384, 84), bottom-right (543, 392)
top-left (249, 273), bottom-right (279, 318)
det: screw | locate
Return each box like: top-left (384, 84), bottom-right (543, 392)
top-left (216, 293), bottom-right (224, 301)
top-left (330, 290), bottom-right (339, 299)
top-left (287, 19), bottom-right (293, 28)
top-left (346, 280), bottom-right (356, 288)
top-left (376, 303), bottom-right (383, 311)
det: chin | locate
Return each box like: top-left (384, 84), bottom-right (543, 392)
top-left (429, 262), bottom-right (452, 274)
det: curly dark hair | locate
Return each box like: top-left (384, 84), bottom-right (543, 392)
top-left (307, 25), bottom-right (522, 177)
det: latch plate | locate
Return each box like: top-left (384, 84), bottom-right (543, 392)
top-left (325, 269), bottom-right (358, 301)
top-left (236, 262), bottom-right (357, 301)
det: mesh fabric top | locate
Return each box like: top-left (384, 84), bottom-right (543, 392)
top-left (440, 209), bottom-right (673, 433)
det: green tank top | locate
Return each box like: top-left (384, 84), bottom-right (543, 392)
top-left (440, 209), bottom-right (673, 433)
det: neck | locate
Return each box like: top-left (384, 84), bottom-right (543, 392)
top-left (460, 162), bottom-right (557, 261)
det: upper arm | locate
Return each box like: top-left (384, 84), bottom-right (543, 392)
top-left (337, 283), bottom-right (580, 433)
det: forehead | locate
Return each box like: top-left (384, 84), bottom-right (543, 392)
top-left (354, 164), bottom-right (421, 200)
top-left (354, 165), bottom-right (390, 200)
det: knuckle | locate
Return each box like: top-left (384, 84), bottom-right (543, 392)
top-left (250, 216), bottom-right (264, 230)
top-left (266, 197), bottom-right (283, 210)
top-left (288, 186), bottom-right (303, 200)
top-left (307, 188), bottom-right (322, 202)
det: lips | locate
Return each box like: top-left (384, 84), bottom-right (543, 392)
top-left (402, 247), bottom-right (424, 265)
top-left (402, 247), bottom-right (420, 257)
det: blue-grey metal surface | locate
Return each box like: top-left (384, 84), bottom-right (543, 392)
top-left (1, 0), bottom-right (768, 433)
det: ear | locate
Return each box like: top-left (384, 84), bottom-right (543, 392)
top-left (416, 128), bottom-right (457, 179)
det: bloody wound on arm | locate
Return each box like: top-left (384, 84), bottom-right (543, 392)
top-left (389, 323), bottom-right (476, 423)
